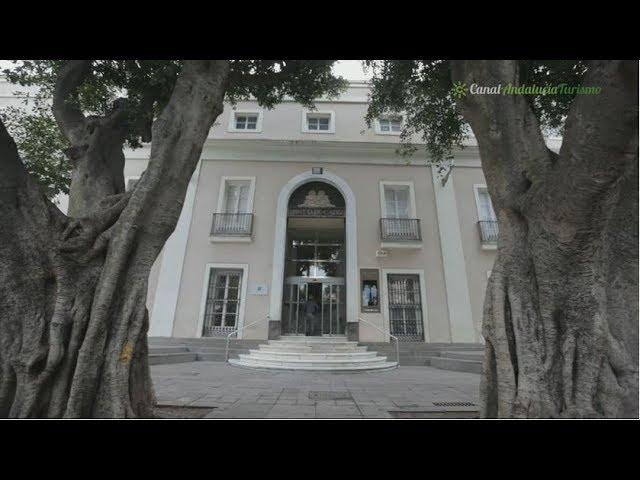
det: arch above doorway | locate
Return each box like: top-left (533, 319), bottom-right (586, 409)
top-left (269, 169), bottom-right (358, 338)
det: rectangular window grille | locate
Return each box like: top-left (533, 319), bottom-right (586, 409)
top-left (387, 274), bottom-right (424, 341)
top-left (203, 269), bottom-right (243, 337)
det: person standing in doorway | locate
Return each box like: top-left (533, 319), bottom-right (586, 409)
top-left (304, 294), bottom-right (320, 336)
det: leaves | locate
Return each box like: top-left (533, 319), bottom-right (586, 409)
top-left (2, 59), bottom-right (346, 198)
top-left (365, 60), bottom-right (585, 164)
top-left (0, 103), bottom-right (70, 199)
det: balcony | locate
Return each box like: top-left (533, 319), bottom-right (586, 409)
top-left (477, 220), bottom-right (499, 247)
top-left (380, 218), bottom-right (422, 243)
top-left (211, 213), bottom-right (253, 239)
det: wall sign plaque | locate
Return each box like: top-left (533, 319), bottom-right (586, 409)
top-left (249, 283), bottom-right (268, 295)
top-left (360, 269), bottom-right (380, 313)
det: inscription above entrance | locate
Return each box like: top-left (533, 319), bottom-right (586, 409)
top-left (287, 181), bottom-right (345, 218)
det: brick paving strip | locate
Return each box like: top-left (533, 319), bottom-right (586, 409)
top-left (151, 361), bottom-right (481, 419)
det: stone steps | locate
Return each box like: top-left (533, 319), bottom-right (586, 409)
top-left (229, 336), bottom-right (396, 372)
top-left (360, 342), bottom-right (484, 367)
top-left (258, 344), bottom-right (368, 353)
top-left (278, 335), bottom-right (348, 342)
top-left (148, 336), bottom-right (484, 372)
top-left (230, 356), bottom-right (397, 371)
top-left (246, 350), bottom-right (379, 361)
top-left (149, 337), bottom-right (260, 365)
top-left (268, 338), bottom-right (357, 346)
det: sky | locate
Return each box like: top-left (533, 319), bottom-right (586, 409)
top-left (1, 60), bottom-right (371, 80)
top-left (332, 60), bottom-right (371, 80)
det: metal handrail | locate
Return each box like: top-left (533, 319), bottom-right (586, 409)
top-left (211, 213), bottom-right (254, 236)
top-left (358, 317), bottom-right (400, 368)
top-left (225, 314), bottom-right (270, 362)
top-left (380, 218), bottom-right (422, 241)
top-left (477, 220), bottom-right (499, 243)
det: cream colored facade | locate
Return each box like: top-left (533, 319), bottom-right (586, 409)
top-left (131, 83), bottom-right (502, 344)
top-left (1, 77), bottom-right (505, 345)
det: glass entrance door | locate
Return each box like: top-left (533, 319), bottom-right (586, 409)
top-left (283, 277), bottom-right (345, 336)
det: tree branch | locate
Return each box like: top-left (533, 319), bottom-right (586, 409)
top-left (450, 60), bottom-right (553, 210)
top-left (52, 60), bottom-right (92, 144)
top-left (557, 60), bottom-right (638, 185)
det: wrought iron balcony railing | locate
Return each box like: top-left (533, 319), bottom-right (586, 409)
top-left (211, 213), bottom-right (253, 236)
top-left (478, 220), bottom-right (499, 244)
top-left (380, 218), bottom-right (422, 242)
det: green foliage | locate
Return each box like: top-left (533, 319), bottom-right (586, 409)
top-left (519, 60), bottom-right (587, 130)
top-left (364, 60), bottom-right (586, 164)
top-left (2, 60), bottom-right (346, 197)
top-left (227, 60), bottom-right (345, 108)
top-left (0, 102), bottom-right (70, 200)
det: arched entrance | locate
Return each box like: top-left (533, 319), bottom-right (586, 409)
top-left (269, 170), bottom-right (358, 338)
top-left (282, 182), bottom-right (346, 335)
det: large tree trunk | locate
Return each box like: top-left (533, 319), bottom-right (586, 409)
top-left (0, 60), bottom-right (229, 417)
top-left (451, 60), bottom-right (638, 418)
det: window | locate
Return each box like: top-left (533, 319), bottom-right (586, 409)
top-left (384, 185), bottom-right (410, 219)
top-left (474, 185), bottom-right (498, 246)
top-left (202, 268), bottom-right (244, 337)
top-left (387, 274), bottom-right (424, 341)
top-left (224, 181), bottom-right (250, 214)
top-left (235, 114), bottom-right (258, 130)
top-left (302, 111), bottom-right (335, 134)
top-left (285, 235), bottom-right (345, 279)
top-left (476, 187), bottom-right (497, 222)
top-left (379, 182), bottom-right (421, 242)
top-left (216, 177), bottom-right (255, 215)
top-left (212, 177), bottom-right (256, 239)
top-left (378, 117), bottom-right (402, 133)
top-left (308, 115), bottom-right (330, 131)
top-left (228, 111), bottom-right (263, 132)
top-left (375, 115), bottom-right (404, 135)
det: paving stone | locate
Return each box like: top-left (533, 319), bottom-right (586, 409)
top-left (267, 405), bottom-right (316, 418)
top-left (357, 407), bottom-right (393, 418)
top-left (151, 362), bottom-right (480, 419)
top-left (315, 405), bottom-right (363, 418)
top-left (216, 404), bottom-right (275, 418)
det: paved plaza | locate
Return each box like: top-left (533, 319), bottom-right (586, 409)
top-left (151, 361), bottom-right (481, 418)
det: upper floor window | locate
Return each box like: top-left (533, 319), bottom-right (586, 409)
top-left (379, 181), bottom-right (421, 242)
top-left (218, 178), bottom-right (255, 215)
top-left (228, 110), bottom-right (263, 133)
top-left (383, 184), bottom-right (411, 218)
top-left (475, 186), bottom-right (497, 222)
top-left (302, 110), bottom-right (335, 134)
top-left (224, 181), bottom-right (250, 213)
top-left (375, 115), bottom-right (403, 135)
top-left (308, 115), bottom-right (330, 131)
top-left (212, 177), bottom-right (256, 239)
top-left (474, 185), bottom-right (498, 247)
